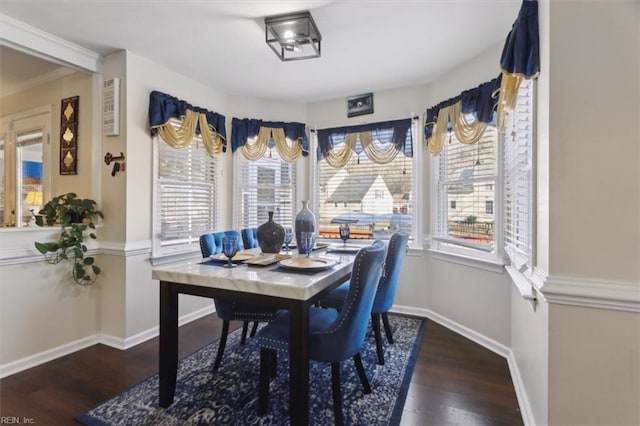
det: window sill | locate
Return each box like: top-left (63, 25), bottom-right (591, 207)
top-left (428, 248), bottom-right (505, 273)
top-left (505, 265), bottom-right (536, 300)
top-left (317, 238), bottom-right (424, 255)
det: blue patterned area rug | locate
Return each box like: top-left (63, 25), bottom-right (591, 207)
top-left (76, 314), bottom-right (425, 426)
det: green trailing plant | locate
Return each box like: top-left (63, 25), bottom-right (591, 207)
top-left (34, 192), bottom-right (104, 285)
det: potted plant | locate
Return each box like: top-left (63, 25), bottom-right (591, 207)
top-left (34, 192), bottom-right (104, 285)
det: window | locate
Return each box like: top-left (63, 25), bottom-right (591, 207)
top-left (504, 79), bottom-right (534, 272)
top-left (0, 106), bottom-right (51, 228)
top-left (430, 80), bottom-right (534, 268)
top-left (234, 139), bottom-right (298, 230)
top-left (431, 125), bottom-right (499, 260)
top-left (152, 119), bottom-right (219, 258)
top-left (314, 121), bottom-right (417, 243)
top-left (485, 200), bottom-right (494, 214)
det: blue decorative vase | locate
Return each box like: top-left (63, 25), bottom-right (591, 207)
top-left (295, 200), bottom-right (316, 254)
top-left (257, 211), bottom-right (285, 254)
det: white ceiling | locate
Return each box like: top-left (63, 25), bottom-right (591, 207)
top-left (0, 1), bottom-right (520, 103)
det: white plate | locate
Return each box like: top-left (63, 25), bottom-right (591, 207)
top-left (326, 244), bottom-right (361, 254)
top-left (278, 257), bottom-right (337, 272)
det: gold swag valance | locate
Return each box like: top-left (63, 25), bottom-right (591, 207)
top-left (148, 90), bottom-right (227, 157)
top-left (317, 118), bottom-right (413, 168)
top-left (231, 118), bottom-right (309, 162)
top-left (424, 78), bottom-right (500, 156)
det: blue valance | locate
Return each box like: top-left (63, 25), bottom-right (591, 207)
top-left (231, 118), bottom-right (309, 155)
top-left (424, 76), bottom-right (501, 141)
top-left (317, 118), bottom-right (413, 162)
top-left (148, 90), bottom-right (226, 140)
top-left (496, 0), bottom-right (540, 129)
top-left (500, 0), bottom-right (540, 78)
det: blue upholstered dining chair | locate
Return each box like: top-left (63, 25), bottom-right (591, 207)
top-left (256, 241), bottom-right (386, 425)
top-left (319, 231), bottom-right (409, 365)
top-left (241, 227), bottom-right (259, 249)
top-left (199, 231), bottom-right (279, 371)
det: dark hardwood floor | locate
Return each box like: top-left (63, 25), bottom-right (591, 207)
top-left (0, 315), bottom-right (522, 425)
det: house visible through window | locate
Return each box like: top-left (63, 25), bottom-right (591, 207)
top-left (152, 119), bottom-right (218, 258)
top-left (235, 139), bottom-right (297, 230)
top-left (314, 121), bottom-right (416, 242)
top-left (431, 126), bottom-right (498, 257)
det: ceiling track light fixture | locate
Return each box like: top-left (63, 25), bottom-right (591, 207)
top-left (264, 11), bottom-right (322, 62)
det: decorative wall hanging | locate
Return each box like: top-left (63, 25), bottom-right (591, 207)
top-left (347, 93), bottom-right (374, 118)
top-left (60, 96), bottom-right (78, 175)
top-left (103, 78), bottom-right (120, 136)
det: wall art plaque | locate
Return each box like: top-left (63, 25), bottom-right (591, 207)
top-left (60, 96), bottom-right (78, 175)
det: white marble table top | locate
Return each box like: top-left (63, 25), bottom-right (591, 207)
top-left (151, 252), bottom-right (355, 301)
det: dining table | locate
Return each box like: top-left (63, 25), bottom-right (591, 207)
top-left (150, 247), bottom-right (357, 425)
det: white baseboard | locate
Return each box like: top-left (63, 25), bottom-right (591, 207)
top-left (391, 304), bottom-right (510, 357)
top-left (0, 305), bottom-right (215, 378)
top-left (506, 350), bottom-right (537, 426)
top-left (99, 305), bottom-right (216, 350)
top-left (0, 334), bottom-right (98, 379)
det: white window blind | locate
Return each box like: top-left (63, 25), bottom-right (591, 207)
top-left (155, 120), bottom-right (218, 256)
top-left (235, 140), bottom-right (297, 230)
top-left (504, 79), bottom-right (533, 270)
top-left (315, 125), bottom-right (415, 241)
top-left (432, 126), bottom-right (498, 253)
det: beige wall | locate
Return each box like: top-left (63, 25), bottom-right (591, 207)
top-left (548, 1), bottom-right (639, 282)
top-left (544, 1), bottom-right (640, 424)
top-left (549, 305), bottom-right (640, 426)
top-left (0, 252), bottom-right (100, 364)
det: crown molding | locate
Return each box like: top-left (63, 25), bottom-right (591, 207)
top-left (0, 13), bottom-right (102, 73)
top-left (0, 66), bottom-right (77, 98)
